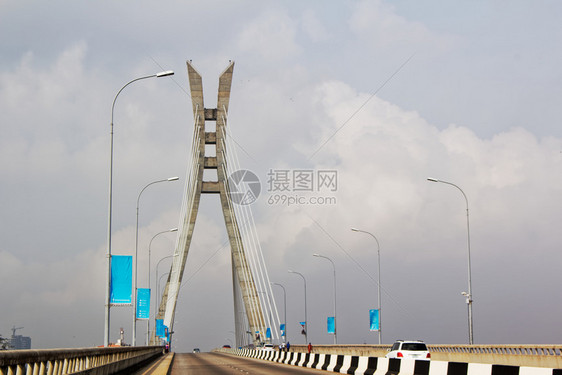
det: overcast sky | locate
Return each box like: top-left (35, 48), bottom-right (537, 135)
top-left (1, 0), bottom-right (562, 352)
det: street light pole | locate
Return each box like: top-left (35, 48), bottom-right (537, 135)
top-left (427, 177), bottom-right (474, 345)
top-left (351, 228), bottom-right (382, 344)
top-left (133, 177), bottom-right (179, 346)
top-left (155, 255), bottom-right (175, 322)
top-left (313, 254), bottom-right (337, 344)
top-left (288, 270), bottom-right (308, 344)
top-left (105, 70), bottom-right (174, 347)
top-left (271, 282), bottom-right (287, 344)
top-left (146, 228), bottom-right (177, 345)
top-left (157, 272), bottom-right (170, 316)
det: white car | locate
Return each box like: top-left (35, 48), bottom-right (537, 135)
top-left (385, 340), bottom-right (431, 360)
top-left (262, 343), bottom-right (275, 351)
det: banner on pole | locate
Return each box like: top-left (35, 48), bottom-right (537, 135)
top-left (327, 316), bottom-right (335, 334)
top-left (369, 309), bottom-right (380, 331)
top-left (136, 288), bottom-right (151, 319)
top-left (266, 327), bottom-right (271, 339)
top-left (156, 319), bottom-right (164, 337)
top-left (110, 255), bottom-right (132, 305)
top-left (280, 324), bottom-right (286, 337)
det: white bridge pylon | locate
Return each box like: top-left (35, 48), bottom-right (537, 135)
top-left (154, 61), bottom-right (281, 348)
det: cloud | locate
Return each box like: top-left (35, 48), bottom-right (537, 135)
top-left (348, 0), bottom-right (455, 50)
top-left (236, 8), bottom-right (301, 61)
top-left (300, 9), bottom-right (330, 43)
top-left (0, 246), bottom-right (105, 347)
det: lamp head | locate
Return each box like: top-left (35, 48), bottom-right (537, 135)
top-left (156, 70), bottom-right (174, 77)
top-left (170, 228), bottom-right (178, 232)
top-left (351, 227), bottom-right (359, 232)
top-left (168, 176), bottom-right (180, 181)
top-left (427, 177), bottom-right (439, 182)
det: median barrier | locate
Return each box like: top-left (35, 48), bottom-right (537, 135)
top-left (218, 348), bottom-right (562, 374)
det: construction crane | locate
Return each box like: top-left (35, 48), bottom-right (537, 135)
top-left (11, 326), bottom-right (23, 338)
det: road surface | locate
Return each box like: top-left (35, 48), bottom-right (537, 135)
top-left (168, 352), bottom-right (331, 374)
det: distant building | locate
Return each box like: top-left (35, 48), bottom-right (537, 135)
top-left (10, 335), bottom-right (31, 350)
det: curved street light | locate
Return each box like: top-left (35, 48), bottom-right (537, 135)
top-left (288, 270), bottom-right (308, 344)
top-left (313, 254), bottom-right (337, 344)
top-left (157, 272), bottom-right (171, 313)
top-left (155, 255), bottom-right (176, 312)
top-left (427, 177), bottom-right (474, 345)
top-left (133, 177), bottom-right (179, 346)
top-left (145, 227), bottom-right (177, 345)
top-left (351, 228), bottom-right (382, 344)
top-left (271, 282), bottom-right (287, 344)
top-left (105, 70), bottom-right (174, 347)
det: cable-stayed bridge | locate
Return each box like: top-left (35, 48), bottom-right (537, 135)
top-left (2, 62), bottom-right (561, 375)
top-left (153, 61), bottom-right (281, 349)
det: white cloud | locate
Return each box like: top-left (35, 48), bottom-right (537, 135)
top-left (300, 9), bottom-right (330, 43)
top-left (236, 8), bottom-right (301, 61)
top-left (348, 0), bottom-right (452, 49)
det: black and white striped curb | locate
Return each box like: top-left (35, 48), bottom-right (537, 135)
top-left (224, 348), bottom-right (562, 374)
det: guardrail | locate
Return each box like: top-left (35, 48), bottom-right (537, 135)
top-left (0, 346), bottom-right (164, 375)
top-left (272, 344), bottom-right (562, 368)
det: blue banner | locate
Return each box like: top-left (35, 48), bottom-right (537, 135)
top-left (156, 319), bottom-right (164, 337)
top-left (327, 316), bottom-right (335, 333)
top-left (300, 321), bottom-right (306, 335)
top-left (136, 288), bottom-right (151, 319)
top-left (110, 255), bottom-right (132, 305)
top-left (280, 324), bottom-right (286, 337)
top-left (369, 309), bottom-right (380, 331)
top-left (266, 327), bottom-right (271, 339)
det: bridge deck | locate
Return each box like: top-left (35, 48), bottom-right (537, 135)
top-left (168, 352), bottom-right (327, 375)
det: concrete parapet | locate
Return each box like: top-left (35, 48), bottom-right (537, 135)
top-left (219, 347), bottom-right (562, 374)
top-left (270, 344), bottom-right (562, 369)
top-left (289, 344), bottom-right (389, 357)
top-left (291, 344), bottom-right (562, 368)
top-left (429, 344), bottom-right (562, 368)
top-left (0, 346), bottom-right (165, 375)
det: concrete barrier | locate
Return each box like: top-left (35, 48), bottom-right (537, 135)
top-left (219, 348), bottom-right (562, 375)
top-left (0, 346), bottom-right (164, 375)
top-left (287, 344), bottom-right (562, 368)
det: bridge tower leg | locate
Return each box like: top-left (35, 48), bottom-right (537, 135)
top-left (152, 61), bottom-right (266, 348)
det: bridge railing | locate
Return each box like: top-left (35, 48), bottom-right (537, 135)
top-left (0, 346), bottom-right (164, 375)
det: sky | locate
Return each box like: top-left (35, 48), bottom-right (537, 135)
top-left (1, 0), bottom-right (562, 352)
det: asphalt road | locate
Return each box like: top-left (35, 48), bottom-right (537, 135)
top-left (169, 352), bottom-right (332, 374)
